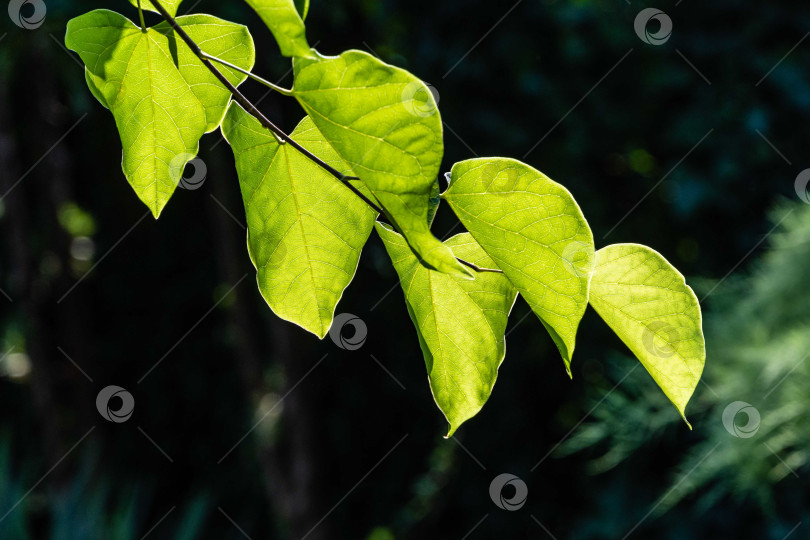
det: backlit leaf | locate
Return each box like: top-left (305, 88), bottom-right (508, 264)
top-left (245, 0), bottom-right (313, 58)
top-left (293, 50), bottom-right (472, 278)
top-left (589, 243), bottom-right (705, 422)
top-left (445, 158), bottom-right (594, 373)
top-left (66, 10), bottom-right (255, 217)
top-left (222, 103), bottom-right (376, 338)
top-left (377, 223), bottom-right (518, 436)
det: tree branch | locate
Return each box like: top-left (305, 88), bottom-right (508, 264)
top-left (148, 0), bottom-right (385, 214)
top-left (149, 0), bottom-right (502, 274)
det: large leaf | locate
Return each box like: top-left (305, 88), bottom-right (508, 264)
top-left (589, 243), bottom-right (705, 422)
top-left (293, 50), bottom-right (472, 279)
top-left (445, 158), bottom-right (594, 373)
top-left (245, 0), bottom-right (313, 58)
top-left (128, 0), bottom-right (184, 18)
top-left (66, 10), bottom-right (255, 217)
top-left (222, 103), bottom-right (376, 338)
top-left (376, 223), bottom-right (518, 436)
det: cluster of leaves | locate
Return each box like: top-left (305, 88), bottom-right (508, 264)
top-left (64, 0), bottom-right (705, 435)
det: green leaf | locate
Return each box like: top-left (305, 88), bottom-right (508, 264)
top-left (445, 158), bottom-right (595, 373)
top-left (129, 0), bottom-right (184, 18)
top-left (376, 223), bottom-right (518, 436)
top-left (588, 243), bottom-right (705, 422)
top-left (221, 103), bottom-right (376, 338)
top-left (66, 10), bottom-right (255, 218)
top-left (293, 50), bottom-right (472, 279)
top-left (244, 0), bottom-right (313, 58)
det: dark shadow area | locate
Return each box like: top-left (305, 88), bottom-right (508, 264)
top-left (1, 0), bottom-right (809, 538)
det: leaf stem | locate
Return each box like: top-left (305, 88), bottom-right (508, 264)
top-left (200, 52), bottom-right (293, 96)
top-left (458, 259), bottom-right (503, 273)
top-left (137, 0), bottom-right (147, 32)
top-left (148, 0), bottom-right (500, 274)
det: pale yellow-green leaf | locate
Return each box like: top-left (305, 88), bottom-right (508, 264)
top-left (66, 10), bottom-right (255, 217)
top-left (589, 243), bottom-right (706, 422)
top-left (445, 158), bottom-right (595, 373)
top-left (222, 103), bottom-right (375, 338)
top-left (293, 50), bottom-right (472, 279)
top-left (377, 223), bottom-right (518, 436)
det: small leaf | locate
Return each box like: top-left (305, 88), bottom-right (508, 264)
top-left (293, 50), bottom-right (472, 279)
top-left (589, 243), bottom-right (705, 422)
top-left (445, 158), bottom-right (595, 373)
top-left (66, 10), bottom-right (255, 217)
top-left (376, 223), bottom-right (518, 436)
top-left (128, 0), bottom-right (184, 18)
top-left (245, 0), bottom-right (313, 58)
top-left (222, 103), bottom-right (376, 338)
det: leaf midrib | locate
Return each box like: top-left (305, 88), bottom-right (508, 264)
top-left (145, 32), bottom-right (160, 208)
top-left (283, 144), bottom-right (326, 334)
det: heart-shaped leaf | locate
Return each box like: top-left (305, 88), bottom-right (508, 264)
top-left (293, 50), bottom-right (472, 279)
top-left (445, 158), bottom-right (594, 373)
top-left (222, 103), bottom-right (376, 338)
top-left (66, 10), bottom-right (255, 217)
top-left (377, 223), bottom-right (518, 436)
top-left (589, 243), bottom-right (705, 422)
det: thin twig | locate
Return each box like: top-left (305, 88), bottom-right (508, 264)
top-left (148, 0), bottom-right (384, 214)
top-left (149, 0), bottom-right (500, 274)
top-left (200, 51), bottom-right (292, 96)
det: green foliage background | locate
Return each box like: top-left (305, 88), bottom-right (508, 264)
top-left (1, 0), bottom-right (808, 538)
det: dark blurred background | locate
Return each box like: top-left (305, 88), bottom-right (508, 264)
top-left (2, 0), bottom-right (810, 538)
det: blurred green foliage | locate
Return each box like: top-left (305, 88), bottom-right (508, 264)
top-left (564, 201), bottom-right (810, 537)
top-left (0, 435), bottom-right (210, 539)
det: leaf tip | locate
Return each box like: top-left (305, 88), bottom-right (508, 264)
top-left (314, 325), bottom-right (329, 341)
top-left (452, 262), bottom-right (476, 281)
top-left (296, 316), bottom-right (331, 340)
top-left (678, 407), bottom-right (693, 430)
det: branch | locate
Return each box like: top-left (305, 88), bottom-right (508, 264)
top-left (200, 51), bottom-right (292, 96)
top-left (148, 0), bottom-right (384, 214)
top-left (148, 0), bottom-right (502, 274)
